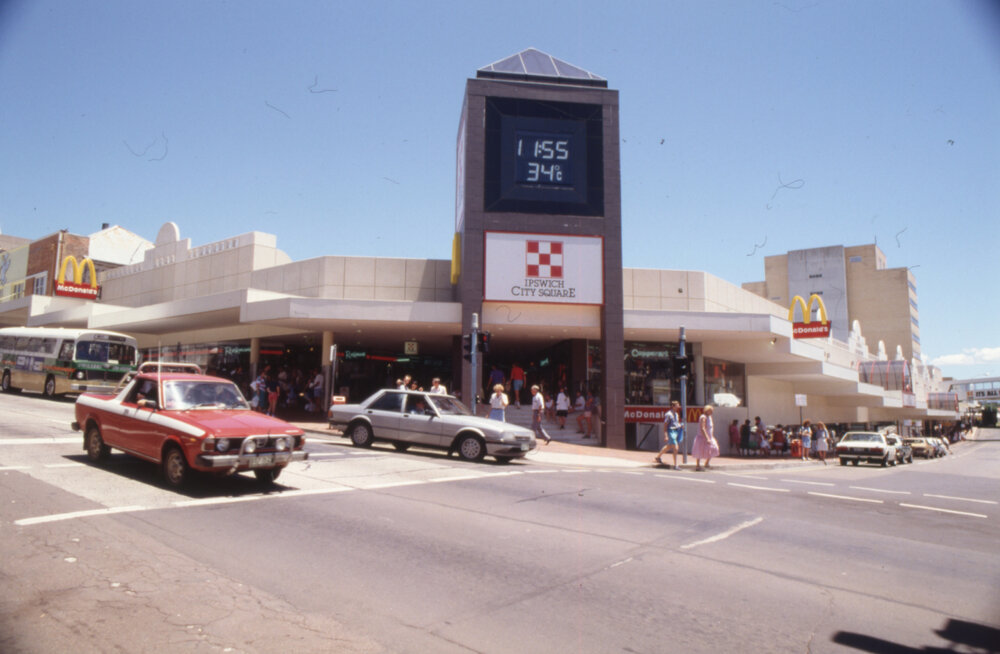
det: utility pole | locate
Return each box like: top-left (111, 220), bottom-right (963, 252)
top-left (470, 312), bottom-right (479, 415)
top-left (679, 326), bottom-right (688, 464)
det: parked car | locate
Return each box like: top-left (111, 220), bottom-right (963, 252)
top-left (72, 371), bottom-right (307, 487)
top-left (328, 389), bottom-right (537, 463)
top-left (903, 437), bottom-right (934, 458)
top-left (887, 434), bottom-right (913, 464)
top-left (927, 437), bottom-right (949, 457)
top-left (836, 431), bottom-right (898, 467)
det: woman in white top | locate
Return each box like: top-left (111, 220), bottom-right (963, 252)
top-left (488, 383), bottom-right (509, 422)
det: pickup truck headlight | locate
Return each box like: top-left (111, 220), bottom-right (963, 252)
top-left (216, 438), bottom-right (231, 453)
top-left (244, 439), bottom-right (257, 454)
top-left (275, 437), bottom-right (290, 452)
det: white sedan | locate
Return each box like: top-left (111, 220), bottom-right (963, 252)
top-left (328, 389), bottom-right (537, 463)
top-left (836, 431), bottom-right (898, 467)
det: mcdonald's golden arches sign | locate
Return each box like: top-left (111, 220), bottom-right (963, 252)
top-left (788, 293), bottom-right (830, 339)
top-left (55, 255), bottom-right (100, 299)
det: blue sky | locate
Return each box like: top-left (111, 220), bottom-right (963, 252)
top-left (1, 0), bottom-right (997, 379)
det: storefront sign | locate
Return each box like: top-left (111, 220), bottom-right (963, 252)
top-left (625, 405), bottom-right (704, 423)
top-left (55, 256), bottom-right (100, 299)
top-left (484, 232), bottom-right (603, 305)
top-left (788, 293), bottom-right (830, 338)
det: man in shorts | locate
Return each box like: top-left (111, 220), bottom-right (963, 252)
top-left (654, 401), bottom-right (684, 470)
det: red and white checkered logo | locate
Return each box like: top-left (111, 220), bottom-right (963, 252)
top-left (525, 240), bottom-right (563, 278)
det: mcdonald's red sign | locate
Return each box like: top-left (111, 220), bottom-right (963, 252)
top-left (54, 255), bottom-right (100, 299)
top-left (788, 294), bottom-right (830, 338)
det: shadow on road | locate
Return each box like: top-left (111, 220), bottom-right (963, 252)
top-left (833, 617), bottom-right (1000, 653)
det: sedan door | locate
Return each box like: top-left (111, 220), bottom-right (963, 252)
top-left (361, 391), bottom-right (405, 442)
top-left (398, 393), bottom-right (447, 446)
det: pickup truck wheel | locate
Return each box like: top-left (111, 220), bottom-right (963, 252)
top-left (254, 467), bottom-right (282, 485)
top-left (84, 425), bottom-right (110, 463)
top-left (851, 459), bottom-right (859, 466)
top-left (881, 455), bottom-right (889, 467)
top-left (43, 375), bottom-right (57, 398)
top-left (349, 422), bottom-right (374, 448)
top-left (839, 458), bottom-right (847, 466)
top-left (456, 434), bottom-right (486, 462)
top-left (162, 445), bottom-right (189, 488)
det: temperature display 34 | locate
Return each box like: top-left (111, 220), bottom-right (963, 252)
top-left (515, 131), bottom-right (573, 186)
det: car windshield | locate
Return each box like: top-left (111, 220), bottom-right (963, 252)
top-left (162, 380), bottom-right (249, 410)
top-left (844, 433), bottom-right (880, 442)
top-left (427, 395), bottom-right (471, 416)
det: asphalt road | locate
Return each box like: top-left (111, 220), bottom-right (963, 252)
top-left (2, 392), bottom-right (998, 653)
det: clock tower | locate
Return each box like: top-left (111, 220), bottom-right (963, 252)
top-left (454, 49), bottom-right (625, 448)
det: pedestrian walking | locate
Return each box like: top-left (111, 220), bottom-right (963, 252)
top-left (509, 362), bottom-right (525, 408)
top-left (488, 383), bottom-right (509, 422)
top-left (692, 405), bottom-right (720, 471)
top-left (530, 385), bottom-right (551, 444)
top-left (654, 400), bottom-right (684, 470)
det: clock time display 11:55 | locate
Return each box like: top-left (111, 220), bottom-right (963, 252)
top-left (515, 131), bottom-right (574, 187)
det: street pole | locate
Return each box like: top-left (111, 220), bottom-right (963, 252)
top-left (679, 326), bottom-right (688, 465)
top-left (470, 312), bottom-right (479, 416)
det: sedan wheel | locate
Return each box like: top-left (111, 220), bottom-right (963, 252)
top-left (457, 434), bottom-right (486, 462)
top-left (162, 445), bottom-right (189, 488)
top-left (349, 423), bottom-right (374, 447)
top-left (84, 425), bottom-right (110, 463)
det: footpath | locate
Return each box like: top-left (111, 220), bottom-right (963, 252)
top-left (288, 417), bottom-right (990, 472)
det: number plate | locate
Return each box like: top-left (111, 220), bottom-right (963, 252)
top-left (249, 454), bottom-right (275, 468)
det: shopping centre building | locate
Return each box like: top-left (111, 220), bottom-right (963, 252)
top-left (0, 49), bottom-right (958, 451)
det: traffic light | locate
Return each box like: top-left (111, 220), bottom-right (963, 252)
top-left (672, 354), bottom-right (691, 378)
top-left (477, 331), bottom-right (491, 353)
top-left (462, 333), bottom-right (475, 362)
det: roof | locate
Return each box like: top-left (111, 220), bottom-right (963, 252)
top-left (477, 48), bottom-right (607, 87)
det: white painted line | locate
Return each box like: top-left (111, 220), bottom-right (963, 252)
top-left (719, 472), bottom-right (769, 480)
top-left (0, 465), bottom-right (31, 471)
top-left (619, 471), bottom-right (644, 476)
top-left (809, 492), bottom-right (883, 504)
top-left (899, 503), bottom-right (988, 519)
top-left (923, 493), bottom-right (998, 505)
top-left (780, 479), bottom-right (835, 487)
top-left (305, 452), bottom-right (346, 458)
top-left (609, 557), bottom-right (633, 569)
top-left (0, 438), bottom-right (80, 446)
top-left (728, 482), bottom-right (789, 493)
top-left (16, 505), bottom-right (148, 526)
top-left (654, 473), bottom-right (715, 484)
top-left (681, 516), bottom-right (764, 550)
top-left (849, 486), bottom-right (911, 495)
top-left (524, 469), bottom-right (559, 475)
top-left (43, 463), bottom-right (86, 469)
top-left (174, 487), bottom-right (353, 507)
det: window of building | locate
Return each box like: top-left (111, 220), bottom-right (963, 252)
top-left (703, 358), bottom-right (746, 407)
top-left (11, 282), bottom-right (24, 299)
top-left (910, 299), bottom-right (918, 311)
top-left (32, 272), bottom-right (47, 296)
top-left (911, 316), bottom-right (919, 327)
top-left (623, 342), bottom-right (693, 406)
top-left (849, 256), bottom-right (862, 263)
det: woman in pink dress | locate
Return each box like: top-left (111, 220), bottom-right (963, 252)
top-left (692, 405), bottom-right (720, 471)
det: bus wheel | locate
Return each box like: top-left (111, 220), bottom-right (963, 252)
top-left (1, 370), bottom-right (13, 393)
top-left (43, 375), bottom-right (57, 398)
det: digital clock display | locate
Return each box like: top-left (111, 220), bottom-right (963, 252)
top-left (515, 131), bottom-right (573, 186)
top-left (484, 99), bottom-right (603, 215)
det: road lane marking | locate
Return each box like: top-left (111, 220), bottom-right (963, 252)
top-left (849, 486), bottom-right (911, 495)
top-left (0, 438), bottom-right (80, 445)
top-left (780, 479), bottom-right (835, 487)
top-left (728, 482), bottom-right (789, 493)
top-left (809, 492), bottom-right (883, 504)
top-left (923, 493), bottom-right (998, 505)
top-left (0, 465), bottom-right (31, 471)
top-left (719, 472), bottom-right (769, 480)
top-left (16, 505), bottom-right (148, 526)
top-left (43, 463), bottom-right (85, 469)
top-left (655, 474), bottom-right (715, 484)
top-left (681, 516), bottom-right (763, 550)
top-left (899, 503), bottom-right (988, 519)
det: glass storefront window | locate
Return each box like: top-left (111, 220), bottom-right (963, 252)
top-left (624, 342), bottom-right (692, 405)
top-left (703, 357), bottom-right (746, 407)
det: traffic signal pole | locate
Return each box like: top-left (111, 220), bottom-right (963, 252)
top-left (470, 312), bottom-right (479, 415)
top-left (679, 326), bottom-right (688, 464)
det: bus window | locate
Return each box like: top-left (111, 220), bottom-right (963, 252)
top-left (58, 340), bottom-right (75, 360)
top-left (108, 342), bottom-right (136, 365)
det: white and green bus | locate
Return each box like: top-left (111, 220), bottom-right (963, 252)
top-left (0, 327), bottom-right (139, 397)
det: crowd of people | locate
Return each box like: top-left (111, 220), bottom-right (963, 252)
top-left (245, 365), bottom-right (325, 416)
top-left (726, 417), bottom-right (835, 462)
